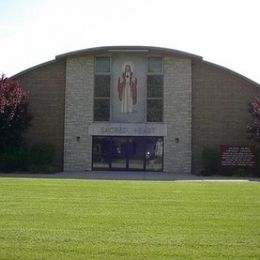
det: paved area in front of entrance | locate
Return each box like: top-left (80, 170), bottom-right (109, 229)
top-left (0, 171), bottom-right (259, 181)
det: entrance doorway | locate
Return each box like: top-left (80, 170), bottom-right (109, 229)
top-left (92, 136), bottom-right (163, 171)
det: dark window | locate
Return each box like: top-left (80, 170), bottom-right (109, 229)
top-left (147, 57), bottom-right (163, 122)
top-left (148, 57), bottom-right (162, 73)
top-left (147, 75), bottom-right (163, 98)
top-left (94, 57), bottom-right (110, 121)
top-left (95, 75), bottom-right (110, 97)
top-left (147, 99), bottom-right (163, 122)
top-left (94, 99), bottom-right (110, 121)
top-left (96, 57), bottom-right (110, 73)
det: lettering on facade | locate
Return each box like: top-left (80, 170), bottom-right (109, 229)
top-left (220, 145), bottom-right (256, 167)
top-left (89, 123), bottom-right (167, 136)
top-left (100, 126), bottom-right (156, 135)
top-left (100, 126), bottom-right (128, 134)
top-left (134, 126), bottom-right (155, 135)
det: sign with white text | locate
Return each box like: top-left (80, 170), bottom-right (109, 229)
top-left (220, 145), bottom-right (256, 167)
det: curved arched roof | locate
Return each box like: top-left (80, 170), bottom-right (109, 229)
top-left (55, 46), bottom-right (203, 60)
top-left (11, 46), bottom-right (260, 87)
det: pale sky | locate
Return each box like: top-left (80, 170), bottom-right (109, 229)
top-left (0, 0), bottom-right (260, 84)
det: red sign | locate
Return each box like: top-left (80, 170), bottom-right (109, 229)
top-left (220, 145), bottom-right (256, 167)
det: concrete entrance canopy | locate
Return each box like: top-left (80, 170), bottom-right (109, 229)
top-left (88, 123), bottom-right (167, 136)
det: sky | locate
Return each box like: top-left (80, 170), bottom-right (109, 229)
top-left (0, 0), bottom-right (260, 84)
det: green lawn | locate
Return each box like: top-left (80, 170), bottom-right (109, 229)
top-left (0, 178), bottom-right (259, 259)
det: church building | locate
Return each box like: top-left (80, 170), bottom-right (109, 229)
top-left (13, 46), bottom-right (260, 173)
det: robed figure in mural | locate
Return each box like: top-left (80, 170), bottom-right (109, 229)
top-left (118, 63), bottom-right (137, 113)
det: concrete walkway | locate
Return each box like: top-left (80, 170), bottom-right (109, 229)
top-left (0, 171), bottom-right (259, 181)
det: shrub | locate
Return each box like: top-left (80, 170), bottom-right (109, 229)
top-left (30, 143), bottom-right (55, 172)
top-left (233, 168), bottom-right (249, 177)
top-left (0, 75), bottom-right (31, 146)
top-left (0, 145), bottom-right (30, 172)
top-left (0, 143), bottom-right (56, 173)
top-left (197, 169), bottom-right (213, 176)
top-left (220, 167), bottom-right (234, 176)
top-left (201, 147), bottom-right (220, 175)
top-left (253, 149), bottom-right (260, 177)
top-left (247, 97), bottom-right (260, 143)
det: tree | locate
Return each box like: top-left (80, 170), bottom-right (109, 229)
top-left (0, 74), bottom-right (31, 146)
top-left (247, 97), bottom-right (260, 144)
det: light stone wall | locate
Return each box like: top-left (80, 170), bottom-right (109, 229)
top-left (163, 57), bottom-right (192, 173)
top-left (64, 54), bottom-right (192, 173)
top-left (64, 56), bottom-right (94, 171)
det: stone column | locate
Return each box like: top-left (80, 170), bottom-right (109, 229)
top-left (64, 56), bottom-right (94, 171)
top-left (164, 57), bottom-right (192, 173)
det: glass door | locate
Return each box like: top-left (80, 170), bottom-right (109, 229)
top-left (145, 137), bottom-right (163, 171)
top-left (111, 137), bottom-right (127, 169)
top-left (110, 137), bottom-right (145, 170)
top-left (92, 136), bottom-right (111, 169)
top-left (92, 136), bottom-right (163, 171)
top-left (128, 137), bottom-right (145, 170)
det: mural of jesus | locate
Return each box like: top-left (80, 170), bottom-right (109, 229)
top-left (117, 63), bottom-right (137, 113)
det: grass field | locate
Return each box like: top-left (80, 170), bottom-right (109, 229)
top-left (0, 178), bottom-right (259, 259)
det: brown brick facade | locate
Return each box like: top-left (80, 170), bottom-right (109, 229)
top-left (192, 60), bottom-right (260, 172)
top-left (14, 60), bottom-right (66, 170)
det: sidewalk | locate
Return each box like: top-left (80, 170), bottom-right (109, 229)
top-left (0, 171), bottom-right (259, 181)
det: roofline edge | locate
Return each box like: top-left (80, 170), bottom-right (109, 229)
top-left (202, 60), bottom-right (260, 87)
top-left (10, 59), bottom-right (57, 79)
top-left (55, 46), bottom-right (203, 60)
